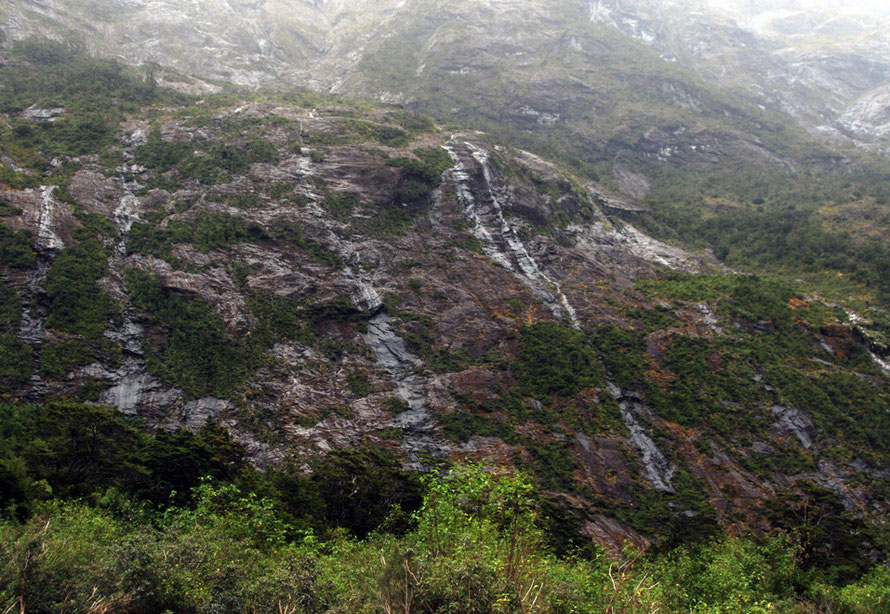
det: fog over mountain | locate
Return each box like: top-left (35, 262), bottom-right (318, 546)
top-left (4, 0), bottom-right (890, 153)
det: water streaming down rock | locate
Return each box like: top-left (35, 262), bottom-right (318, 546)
top-left (351, 276), bottom-right (440, 465)
top-left (442, 142), bottom-right (513, 270)
top-left (342, 265), bottom-right (384, 313)
top-left (36, 185), bottom-right (64, 250)
top-left (17, 186), bottom-right (64, 401)
top-left (17, 254), bottom-right (53, 401)
top-left (607, 382), bottom-right (675, 493)
top-left (697, 303), bottom-right (722, 334)
top-left (443, 140), bottom-right (580, 328)
top-left (106, 177), bottom-right (149, 410)
top-left (845, 309), bottom-right (890, 375)
top-left (872, 352), bottom-right (890, 375)
top-left (113, 192), bottom-right (140, 255)
top-left (333, 251), bottom-right (440, 465)
top-left (363, 312), bottom-right (424, 413)
top-left (99, 169), bottom-right (186, 415)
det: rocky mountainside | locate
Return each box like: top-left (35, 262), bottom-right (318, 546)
top-left (7, 1), bottom-right (890, 293)
top-left (1, 47), bottom-right (889, 553)
top-left (588, 0), bottom-right (890, 147)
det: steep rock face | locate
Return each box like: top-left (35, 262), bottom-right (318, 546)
top-left (2, 88), bottom-right (889, 550)
top-left (0, 0), bottom-right (408, 90)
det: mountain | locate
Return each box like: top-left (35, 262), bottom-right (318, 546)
top-left (6, 0), bottom-right (890, 298)
top-left (589, 0), bottom-right (890, 146)
top-left (1, 0), bottom-right (890, 603)
top-left (1, 42), bottom-right (889, 570)
top-left (6, 0), bottom-right (890, 150)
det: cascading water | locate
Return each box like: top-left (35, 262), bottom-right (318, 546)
top-left (17, 186), bottom-right (64, 401)
top-left (845, 309), bottom-right (890, 375)
top-left (443, 140), bottom-right (580, 328)
top-left (607, 382), bottom-right (675, 493)
top-left (99, 164), bottom-right (158, 413)
top-left (338, 254), bottom-right (438, 464)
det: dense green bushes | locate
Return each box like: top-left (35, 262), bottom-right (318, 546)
top-left (388, 147), bottom-right (453, 204)
top-left (0, 453), bottom-right (885, 613)
top-left (0, 286), bottom-right (30, 387)
top-left (632, 273), bottom-right (890, 458)
top-left (134, 128), bottom-right (280, 185)
top-left (45, 237), bottom-right (119, 339)
top-left (271, 223), bottom-right (345, 268)
top-left (0, 402), bottom-right (887, 612)
top-left (128, 212), bottom-right (254, 263)
top-left (125, 270), bottom-right (366, 398)
top-left (0, 270), bottom-right (28, 388)
top-left (0, 335), bottom-right (31, 388)
top-left (0, 199), bottom-right (22, 217)
top-left (513, 322), bottom-right (604, 398)
top-left (639, 170), bottom-right (890, 298)
top-left (0, 401), bottom-right (417, 530)
top-left (0, 226), bottom-right (36, 270)
top-left (125, 269), bottom-right (255, 398)
top-left (0, 38), bottom-right (183, 182)
top-left (0, 402), bottom-right (244, 516)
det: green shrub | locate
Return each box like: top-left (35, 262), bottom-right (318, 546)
top-left (513, 321), bottom-right (604, 399)
top-left (0, 199), bottom-right (22, 217)
top-left (321, 191), bottom-right (359, 220)
top-left (0, 456), bottom-right (885, 612)
top-left (271, 223), bottom-right (344, 268)
top-left (0, 226), bottom-right (36, 270)
top-left (440, 412), bottom-right (514, 443)
top-left (347, 373), bottom-right (373, 398)
top-left (659, 537), bottom-right (799, 613)
top-left (128, 212), bottom-right (254, 264)
top-left (135, 131), bottom-right (278, 185)
top-left (46, 238), bottom-right (119, 340)
top-left (309, 448), bottom-right (422, 539)
top-left (814, 565), bottom-right (890, 614)
top-left (0, 334), bottom-right (31, 387)
top-left (0, 286), bottom-right (21, 332)
top-left (388, 147), bottom-right (452, 204)
top-left (591, 325), bottom-right (648, 389)
top-left (125, 269), bottom-right (253, 398)
top-left (40, 339), bottom-right (98, 380)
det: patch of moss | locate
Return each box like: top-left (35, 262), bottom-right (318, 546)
top-left (441, 412), bottom-right (515, 443)
top-left (125, 269), bottom-right (255, 399)
top-left (40, 338), bottom-right (117, 381)
top-left (0, 334), bottom-right (31, 387)
top-left (347, 373), bottom-right (374, 399)
top-left (0, 199), bottom-right (22, 217)
top-left (271, 224), bottom-right (344, 268)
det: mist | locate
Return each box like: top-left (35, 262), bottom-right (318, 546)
top-left (706, 0), bottom-right (890, 17)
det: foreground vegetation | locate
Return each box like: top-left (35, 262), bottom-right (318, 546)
top-left (0, 402), bottom-right (887, 613)
top-left (2, 466), bottom-right (888, 613)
